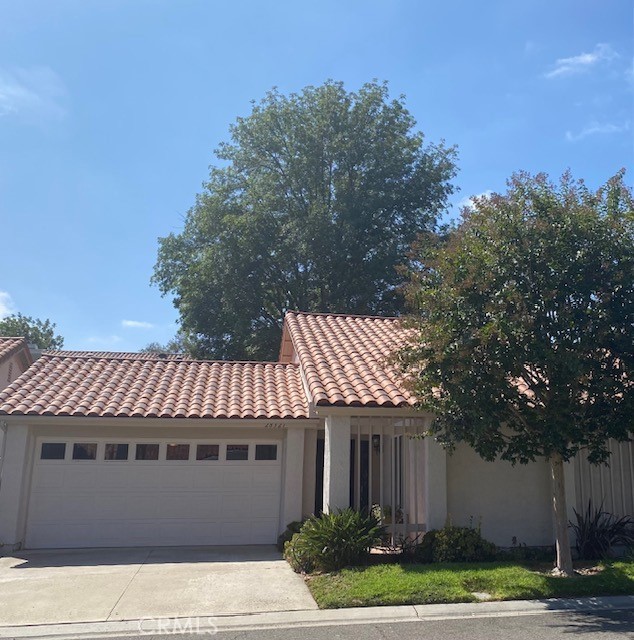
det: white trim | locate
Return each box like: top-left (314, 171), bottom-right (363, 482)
top-left (2, 415), bottom-right (321, 429)
top-left (315, 406), bottom-right (432, 418)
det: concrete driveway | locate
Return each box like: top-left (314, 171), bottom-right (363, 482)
top-left (0, 546), bottom-right (317, 626)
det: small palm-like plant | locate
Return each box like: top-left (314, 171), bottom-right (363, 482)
top-left (570, 501), bottom-right (634, 560)
top-left (285, 509), bottom-right (384, 572)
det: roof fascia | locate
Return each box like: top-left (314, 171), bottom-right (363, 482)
top-left (0, 415), bottom-right (322, 429)
top-left (313, 405), bottom-right (432, 419)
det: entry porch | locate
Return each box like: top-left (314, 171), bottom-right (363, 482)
top-left (301, 412), bottom-right (448, 541)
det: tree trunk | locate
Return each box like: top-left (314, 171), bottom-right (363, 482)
top-left (550, 452), bottom-right (574, 576)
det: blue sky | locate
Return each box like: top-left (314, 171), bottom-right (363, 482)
top-left (0, 0), bottom-right (632, 351)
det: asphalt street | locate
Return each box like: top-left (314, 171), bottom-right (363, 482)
top-left (206, 609), bottom-right (634, 640)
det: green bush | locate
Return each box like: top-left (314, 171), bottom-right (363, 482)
top-left (284, 532), bottom-right (316, 573)
top-left (284, 509), bottom-right (385, 573)
top-left (277, 520), bottom-right (304, 552)
top-left (416, 526), bottom-right (497, 563)
top-left (413, 530), bottom-right (437, 563)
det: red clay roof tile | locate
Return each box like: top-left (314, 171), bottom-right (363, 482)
top-left (0, 337), bottom-right (31, 364)
top-left (0, 354), bottom-right (309, 419)
top-left (283, 311), bottom-right (416, 408)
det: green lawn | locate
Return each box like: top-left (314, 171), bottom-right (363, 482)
top-left (307, 560), bottom-right (634, 609)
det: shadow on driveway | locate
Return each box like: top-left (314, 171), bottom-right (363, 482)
top-left (2, 544), bottom-right (281, 569)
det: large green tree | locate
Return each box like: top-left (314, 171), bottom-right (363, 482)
top-left (153, 80), bottom-right (457, 360)
top-left (0, 313), bottom-right (64, 350)
top-left (400, 170), bottom-right (633, 576)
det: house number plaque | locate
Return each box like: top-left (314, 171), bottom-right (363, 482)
top-left (264, 422), bottom-right (287, 430)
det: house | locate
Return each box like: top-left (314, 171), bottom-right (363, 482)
top-left (0, 337), bottom-right (33, 391)
top-left (0, 337), bottom-right (34, 471)
top-left (0, 312), bottom-right (631, 551)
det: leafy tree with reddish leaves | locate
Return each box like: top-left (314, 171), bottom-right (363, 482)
top-left (400, 170), bottom-right (633, 576)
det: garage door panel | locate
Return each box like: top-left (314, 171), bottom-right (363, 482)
top-left (26, 438), bottom-right (282, 548)
top-left (32, 466), bottom-right (65, 490)
top-left (99, 467), bottom-right (133, 490)
top-left (160, 492), bottom-right (206, 518)
top-left (220, 468), bottom-right (253, 490)
top-left (250, 494), bottom-right (279, 518)
top-left (128, 467), bottom-right (167, 489)
top-left (28, 494), bottom-right (65, 522)
top-left (63, 495), bottom-right (98, 520)
top-left (251, 520), bottom-right (278, 542)
top-left (159, 468), bottom-right (195, 490)
top-left (220, 522), bottom-right (251, 544)
top-left (63, 467), bottom-right (99, 491)
top-left (219, 493), bottom-right (252, 519)
top-left (191, 467), bottom-right (224, 490)
top-left (125, 494), bottom-right (162, 519)
top-left (192, 494), bottom-right (221, 518)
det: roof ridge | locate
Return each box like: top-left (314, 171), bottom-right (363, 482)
top-left (40, 352), bottom-right (300, 366)
top-left (285, 310), bottom-right (401, 321)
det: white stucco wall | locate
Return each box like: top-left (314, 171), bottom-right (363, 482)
top-left (446, 443), bottom-right (554, 547)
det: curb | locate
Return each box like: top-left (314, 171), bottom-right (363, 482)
top-left (0, 595), bottom-right (632, 638)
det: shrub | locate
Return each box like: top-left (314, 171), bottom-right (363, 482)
top-left (570, 501), bottom-right (634, 560)
top-left (284, 509), bottom-right (384, 573)
top-left (277, 520), bottom-right (304, 552)
top-left (412, 529), bottom-right (437, 563)
top-left (283, 532), bottom-right (315, 573)
top-left (428, 525), bottom-right (497, 563)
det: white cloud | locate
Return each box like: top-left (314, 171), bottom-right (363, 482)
top-left (565, 121), bottom-right (630, 142)
top-left (545, 43), bottom-right (618, 79)
top-left (458, 190), bottom-right (493, 211)
top-left (0, 291), bottom-right (15, 318)
top-left (122, 320), bottom-right (155, 329)
top-left (0, 66), bottom-right (67, 121)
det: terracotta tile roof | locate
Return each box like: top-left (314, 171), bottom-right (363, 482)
top-left (0, 353), bottom-right (309, 419)
top-left (282, 312), bottom-right (416, 408)
top-left (0, 337), bottom-right (31, 364)
top-left (43, 349), bottom-right (191, 361)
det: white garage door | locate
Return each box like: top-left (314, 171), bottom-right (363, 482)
top-left (26, 438), bottom-right (282, 549)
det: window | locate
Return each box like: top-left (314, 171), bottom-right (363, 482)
top-left (105, 444), bottom-right (129, 461)
top-left (72, 443), bottom-right (97, 460)
top-left (135, 444), bottom-right (159, 460)
top-left (255, 444), bottom-right (277, 461)
top-left (196, 444), bottom-right (219, 461)
top-left (41, 443), bottom-right (66, 460)
top-left (226, 444), bottom-right (249, 461)
top-left (166, 443), bottom-right (190, 461)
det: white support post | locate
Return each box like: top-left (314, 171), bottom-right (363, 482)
top-left (408, 436), bottom-right (425, 533)
top-left (0, 423), bottom-right (32, 551)
top-left (302, 429), bottom-right (317, 517)
top-left (281, 427), bottom-right (305, 530)
top-left (424, 428), bottom-right (447, 531)
top-left (323, 415), bottom-right (351, 512)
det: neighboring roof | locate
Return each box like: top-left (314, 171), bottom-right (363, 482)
top-left (0, 337), bottom-right (32, 366)
top-left (0, 354), bottom-right (309, 419)
top-left (43, 349), bottom-right (191, 361)
top-left (282, 311), bottom-right (416, 408)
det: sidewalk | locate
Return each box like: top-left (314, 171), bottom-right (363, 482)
top-left (1, 596), bottom-right (632, 639)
